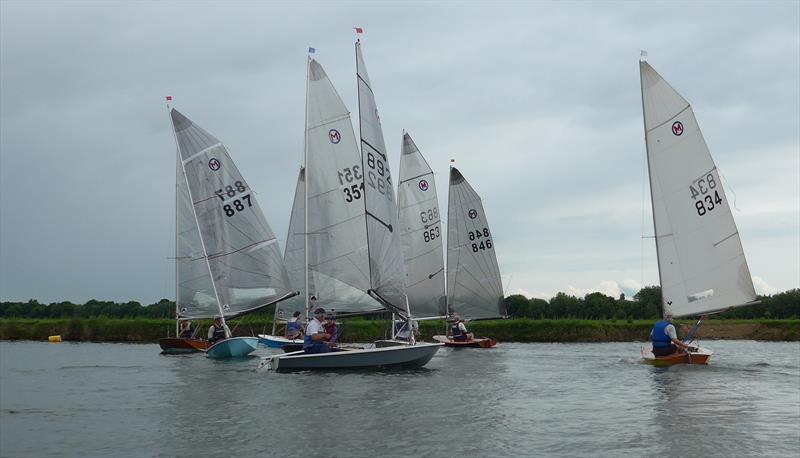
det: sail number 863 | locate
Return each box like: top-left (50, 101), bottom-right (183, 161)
top-left (690, 173), bottom-right (722, 217)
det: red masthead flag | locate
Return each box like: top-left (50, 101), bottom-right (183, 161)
top-left (354, 27), bottom-right (363, 34)
top-left (165, 96), bottom-right (173, 101)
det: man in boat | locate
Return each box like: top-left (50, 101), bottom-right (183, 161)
top-left (284, 311), bottom-right (303, 340)
top-left (208, 316), bottom-right (230, 345)
top-left (178, 320), bottom-right (195, 339)
top-left (303, 307), bottom-right (332, 354)
top-left (650, 313), bottom-right (690, 356)
top-left (450, 316), bottom-right (473, 342)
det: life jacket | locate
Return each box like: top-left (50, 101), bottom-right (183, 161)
top-left (286, 321), bottom-right (301, 337)
top-left (210, 324), bottom-right (227, 343)
top-left (651, 320), bottom-right (673, 349)
top-left (451, 323), bottom-right (465, 339)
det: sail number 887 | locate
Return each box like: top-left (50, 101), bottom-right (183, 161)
top-left (690, 173), bottom-right (722, 217)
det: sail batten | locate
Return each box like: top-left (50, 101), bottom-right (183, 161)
top-left (640, 61), bottom-right (756, 318)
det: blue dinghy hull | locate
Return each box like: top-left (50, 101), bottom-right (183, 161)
top-left (206, 337), bottom-right (258, 359)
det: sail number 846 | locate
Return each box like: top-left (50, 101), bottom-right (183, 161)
top-left (470, 228), bottom-right (493, 252)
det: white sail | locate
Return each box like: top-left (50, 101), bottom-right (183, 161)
top-left (446, 167), bottom-right (505, 320)
top-left (170, 108), bottom-right (294, 319)
top-left (356, 40), bottom-right (407, 313)
top-left (275, 167), bottom-right (307, 322)
top-left (397, 133), bottom-right (446, 318)
top-left (640, 60), bottom-right (757, 318)
top-left (305, 59), bottom-right (382, 314)
top-left (175, 152), bottom-right (218, 319)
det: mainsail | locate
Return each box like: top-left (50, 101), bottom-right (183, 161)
top-left (304, 58), bottom-right (382, 314)
top-left (397, 133), bottom-right (446, 318)
top-left (356, 40), bottom-right (407, 313)
top-left (275, 167), bottom-right (307, 322)
top-left (446, 167), bottom-right (506, 320)
top-left (640, 60), bottom-right (757, 318)
top-left (170, 108), bottom-right (294, 319)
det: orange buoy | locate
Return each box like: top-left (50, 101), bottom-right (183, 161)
top-left (48, 335), bottom-right (62, 343)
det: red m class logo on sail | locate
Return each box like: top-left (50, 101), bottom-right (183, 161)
top-left (328, 129), bottom-right (341, 144)
top-left (672, 121), bottom-right (684, 136)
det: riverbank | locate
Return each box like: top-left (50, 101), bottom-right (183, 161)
top-left (1, 318), bottom-right (797, 342)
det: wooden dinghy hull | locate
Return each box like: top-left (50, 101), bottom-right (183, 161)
top-left (432, 335), bottom-right (497, 348)
top-left (260, 342), bottom-right (442, 372)
top-left (159, 338), bottom-right (209, 354)
top-left (205, 337), bottom-right (259, 359)
top-left (641, 346), bottom-right (713, 366)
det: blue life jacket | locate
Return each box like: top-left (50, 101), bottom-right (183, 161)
top-left (286, 321), bottom-right (301, 337)
top-left (651, 320), bottom-right (673, 349)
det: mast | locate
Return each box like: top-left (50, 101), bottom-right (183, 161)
top-left (355, 38), bottom-right (375, 306)
top-left (168, 110), bottom-right (229, 337)
top-left (304, 55), bottom-right (311, 322)
top-left (168, 98), bottom-right (180, 338)
top-left (639, 54), bottom-right (666, 318)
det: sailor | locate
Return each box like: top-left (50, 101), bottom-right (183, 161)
top-left (650, 313), bottom-right (689, 356)
top-left (324, 313), bottom-right (338, 348)
top-left (208, 316), bottom-right (230, 344)
top-left (178, 320), bottom-right (195, 338)
top-left (285, 311), bottom-right (303, 340)
top-left (303, 307), bottom-right (331, 354)
top-left (450, 316), bottom-right (473, 342)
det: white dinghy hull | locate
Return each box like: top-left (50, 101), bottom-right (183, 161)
top-left (261, 342), bottom-right (442, 372)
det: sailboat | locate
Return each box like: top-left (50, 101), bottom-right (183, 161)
top-left (261, 43), bottom-right (441, 371)
top-left (638, 57), bottom-right (759, 366)
top-left (397, 133), bottom-right (447, 322)
top-left (161, 106), bottom-right (298, 359)
top-left (432, 166), bottom-right (506, 348)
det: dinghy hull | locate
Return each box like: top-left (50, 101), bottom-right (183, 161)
top-left (262, 342), bottom-right (442, 372)
top-left (206, 337), bottom-right (258, 359)
top-left (257, 334), bottom-right (303, 348)
top-left (159, 338), bottom-right (209, 354)
top-left (641, 345), bottom-right (712, 366)
top-left (432, 335), bottom-right (497, 348)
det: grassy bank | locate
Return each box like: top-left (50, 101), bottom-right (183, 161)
top-left (1, 318), bottom-right (798, 343)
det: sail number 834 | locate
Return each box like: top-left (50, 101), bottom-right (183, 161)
top-left (690, 172), bottom-right (722, 217)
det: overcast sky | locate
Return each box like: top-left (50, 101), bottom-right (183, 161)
top-left (1, 1), bottom-right (798, 305)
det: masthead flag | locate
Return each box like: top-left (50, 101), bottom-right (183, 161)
top-left (165, 95), bottom-right (173, 101)
top-left (308, 47), bottom-right (316, 54)
top-left (354, 27), bottom-right (363, 34)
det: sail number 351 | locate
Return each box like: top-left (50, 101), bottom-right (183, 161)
top-left (689, 173), bottom-right (722, 217)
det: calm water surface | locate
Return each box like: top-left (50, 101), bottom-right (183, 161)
top-left (1, 341), bottom-right (798, 457)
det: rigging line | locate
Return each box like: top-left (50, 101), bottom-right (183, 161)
top-left (720, 173), bottom-right (741, 212)
top-left (641, 126), bottom-right (647, 289)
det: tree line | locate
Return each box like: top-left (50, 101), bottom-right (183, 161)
top-left (0, 287), bottom-right (797, 320)
top-left (504, 287), bottom-right (799, 320)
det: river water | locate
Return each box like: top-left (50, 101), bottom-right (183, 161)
top-left (1, 340), bottom-right (798, 457)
